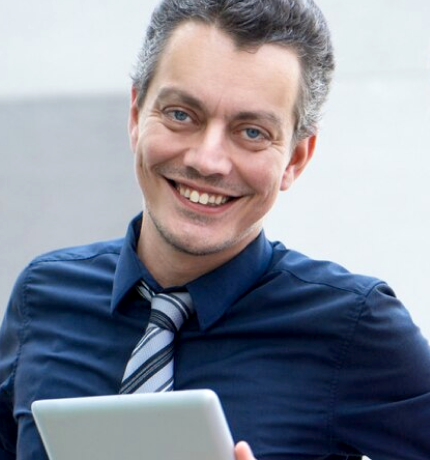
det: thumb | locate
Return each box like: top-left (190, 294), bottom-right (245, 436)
top-left (235, 441), bottom-right (256, 460)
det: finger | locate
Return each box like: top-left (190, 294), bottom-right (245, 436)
top-left (235, 441), bottom-right (256, 460)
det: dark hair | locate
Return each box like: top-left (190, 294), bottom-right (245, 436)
top-left (132, 0), bottom-right (335, 141)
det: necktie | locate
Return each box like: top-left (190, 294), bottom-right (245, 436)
top-left (119, 280), bottom-right (193, 394)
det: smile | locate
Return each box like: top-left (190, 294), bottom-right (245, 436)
top-left (175, 183), bottom-right (230, 206)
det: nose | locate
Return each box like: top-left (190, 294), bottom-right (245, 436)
top-left (183, 123), bottom-right (232, 176)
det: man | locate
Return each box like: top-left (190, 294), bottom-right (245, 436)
top-left (1, 0), bottom-right (429, 459)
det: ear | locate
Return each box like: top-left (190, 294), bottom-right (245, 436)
top-left (280, 134), bottom-right (317, 191)
top-left (128, 86), bottom-right (140, 153)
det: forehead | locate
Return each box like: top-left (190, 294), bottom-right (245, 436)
top-left (145, 22), bottom-right (301, 123)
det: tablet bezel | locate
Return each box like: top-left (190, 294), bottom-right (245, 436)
top-left (32, 389), bottom-right (235, 460)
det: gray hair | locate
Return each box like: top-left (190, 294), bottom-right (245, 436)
top-left (132, 0), bottom-right (335, 142)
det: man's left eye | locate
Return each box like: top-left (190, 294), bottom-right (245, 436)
top-left (172, 110), bottom-right (189, 122)
top-left (245, 128), bottom-right (262, 139)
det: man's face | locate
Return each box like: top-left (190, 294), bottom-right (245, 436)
top-left (130, 22), bottom-right (314, 260)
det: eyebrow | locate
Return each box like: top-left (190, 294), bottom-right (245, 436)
top-left (155, 86), bottom-right (285, 131)
top-left (156, 87), bottom-right (205, 112)
top-left (233, 111), bottom-right (284, 132)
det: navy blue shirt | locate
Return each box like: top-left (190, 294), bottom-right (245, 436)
top-left (1, 214), bottom-right (430, 460)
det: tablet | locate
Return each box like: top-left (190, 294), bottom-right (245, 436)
top-left (32, 389), bottom-right (235, 460)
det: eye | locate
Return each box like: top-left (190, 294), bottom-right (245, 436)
top-left (165, 109), bottom-right (192, 123)
top-left (239, 126), bottom-right (271, 144)
top-left (244, 128), bottom-right (264, 140)
top-left (172, 110), bottom-right (189, 121)
top-left (234, 124), bottom-right (272, 150)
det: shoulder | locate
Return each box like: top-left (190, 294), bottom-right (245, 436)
top-left (10, 237), bottom-right (125, 306)
top-left (28, 237), bottom-right (124, 266)
top-left (24, 237), bottom-right (124, 279)
top-left (268, 241), bottom-right (384, 298)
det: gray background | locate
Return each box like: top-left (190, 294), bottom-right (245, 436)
top-left (1, 1), bottom-right (429, 343)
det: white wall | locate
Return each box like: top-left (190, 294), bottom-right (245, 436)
top-left (1, 1), bottom-right (429, 341)
top-left (0, 0), bottom-right (159, 99)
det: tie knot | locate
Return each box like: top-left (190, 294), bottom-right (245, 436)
top-left (137, 281), bottom-right (194, 333)
top-left (150, 292), bottom-right (193, 332)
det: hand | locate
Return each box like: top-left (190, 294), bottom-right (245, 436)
top-left (235, 441), bottom-right (257, 460)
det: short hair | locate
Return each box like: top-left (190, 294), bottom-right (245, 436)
top-left (132, 0), bottom-right (335, 142)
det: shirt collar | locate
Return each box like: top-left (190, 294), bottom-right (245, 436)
top-left (186, 232), bottom-right (273, 330)
top-left (110, 214), bottom-right (147, 313)
top-left (111, 213), bottom-right (273, 330)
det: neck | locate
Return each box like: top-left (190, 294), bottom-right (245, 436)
top-left (137, 215), bottom-right (255, 288)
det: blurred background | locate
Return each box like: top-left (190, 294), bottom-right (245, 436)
top-left (1, 0), bottom-right (429, 342)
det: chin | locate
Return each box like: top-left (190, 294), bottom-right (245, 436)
top-left (158, 222), bottom-right (261, 259)
top-left (162, 230), bottom-right (234, 257)
top-left (147, 207), bottom-right (261, 258)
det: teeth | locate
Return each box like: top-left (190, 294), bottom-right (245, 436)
top-left (190, 190), bottom-right (199, 203)
top-left (199, 193), bottom-right (209, 205)
top-left (177, 184), bottom-right (230, 206)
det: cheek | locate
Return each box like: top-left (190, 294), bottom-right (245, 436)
top-left (133, 137), bottom-right (157, 191)
top-left (133, 136), bottom-right (160, 181)
top-left (241, 157), bottom-right (286, 197)
top-left (138, 120), bottom-right (188, 163)
top-left (134, 150), bottom-right (146, 193)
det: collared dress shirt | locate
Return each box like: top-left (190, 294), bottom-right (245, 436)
top-left (1, 214), bottom-right (430, 460)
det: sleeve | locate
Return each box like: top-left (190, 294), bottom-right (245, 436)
top-left (0, 269), bottom-right (28, 459)
top-left (0, 266), bottom-right (52, 460)
top-left (332, 282), bottom-right (430, 459)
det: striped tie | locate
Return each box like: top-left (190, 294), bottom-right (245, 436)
top-left (119, 280), bottom-right (193, 394)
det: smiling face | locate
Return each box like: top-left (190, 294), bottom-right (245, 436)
top-left (129, 22), bottom-right (315, 281)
